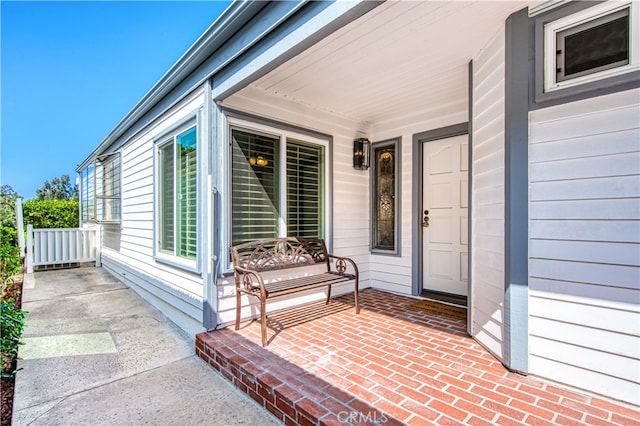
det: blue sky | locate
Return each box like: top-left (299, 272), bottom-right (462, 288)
top-left (1, 0), bottom-right (231, 199)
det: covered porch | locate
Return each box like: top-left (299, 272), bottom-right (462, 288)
top-left (197, 291), bottom-right (640, 425)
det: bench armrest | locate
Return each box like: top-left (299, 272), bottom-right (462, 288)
top-left (234, 266), bottom-right (267, 298)
top-left (327, 254), bottom-right (360, 278)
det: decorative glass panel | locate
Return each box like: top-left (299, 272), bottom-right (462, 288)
top-left (373, 144), bottom-right (396, 251)
top-left (231, 129), bottom-right (279, 246)
top-left (287, 139), bottom-right (324, 238)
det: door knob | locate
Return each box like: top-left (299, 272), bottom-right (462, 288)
top-left (422, 209), bottom-right (430, 228)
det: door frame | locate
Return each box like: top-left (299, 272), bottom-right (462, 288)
top-left (411, 123), bottom-right (470, 309)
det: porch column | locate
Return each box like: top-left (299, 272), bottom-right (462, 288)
top-left (504, 7), bottom-right (529, 374)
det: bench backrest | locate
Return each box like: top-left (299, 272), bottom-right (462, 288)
top-left (230, 238), bottom-right (329, 273)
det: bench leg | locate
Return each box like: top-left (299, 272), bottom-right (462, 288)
top-left (260, 299), bottom-right (267, 347)
top-left (354, 279), bottom-right (360, 314)
top-left (235, 289), bottom-right (241, 330)
top-left (326, 285), bottom-right (332, 304)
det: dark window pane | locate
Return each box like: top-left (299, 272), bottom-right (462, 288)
top-left (561, 12), bottom-right (629, 78)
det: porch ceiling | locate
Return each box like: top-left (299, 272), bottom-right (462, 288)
top-left (231, 1), bottom-right (530, 128)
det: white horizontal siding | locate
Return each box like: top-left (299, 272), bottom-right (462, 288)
top-left (528, 88), bottom-right (640, 406)
top-left (470, 27), bottom-right (505, 361)
top-left (96, 89), bottom-right (206, 336)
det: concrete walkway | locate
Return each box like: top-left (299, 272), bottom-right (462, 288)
top-left (13, 267), bottom-right (280, 426)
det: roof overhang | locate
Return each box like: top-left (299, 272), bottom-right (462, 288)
top-left (77, 0), bottom-right (383, 171)
top-left (222, 1), bottom-right (533, 133)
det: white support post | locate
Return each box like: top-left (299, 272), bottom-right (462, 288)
top-left (15, 198), bottom-right (25, 259)
top-left (26, 224), bottom-right (34, 273)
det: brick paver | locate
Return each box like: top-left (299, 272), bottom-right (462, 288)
top-left (196, 289), bottom-right (640, 425)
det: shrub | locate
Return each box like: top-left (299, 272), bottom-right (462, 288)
top-left (23, 199), bottom-right (79, 229)
top-left (0, 245), bottom-right (26, 379)
top-left (0, 245), bottom-right (21, 294)
top-left (1, 301), bottom-right (27, 378)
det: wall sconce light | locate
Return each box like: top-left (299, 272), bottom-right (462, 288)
top-left (353, 138), bottom-right (371, 170)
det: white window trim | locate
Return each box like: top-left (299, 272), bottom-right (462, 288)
top-left (153, 117), bottom-right (199, 273)
top-left (225, 116), bottom-right (332, 266)
top-left (543, 1), bottom-right (639, 92)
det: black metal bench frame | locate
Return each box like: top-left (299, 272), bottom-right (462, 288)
top-left (230, 237), bottom-right (360, 346)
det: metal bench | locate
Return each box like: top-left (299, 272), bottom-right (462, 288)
top-left (230, 237), bottom-right (360, 346)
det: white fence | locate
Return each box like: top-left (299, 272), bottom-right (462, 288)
top-left (26, 225), bottom-right (101, 273)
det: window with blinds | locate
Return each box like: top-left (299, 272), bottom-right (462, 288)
top-left (176, 127), bottom-right (197, 260)
top-left (230, 128), bottom-right (326, 246)
top-left (98, 156), bottom-right (121, 222)
top-left (158, 126), bottom-right (197, 261)
top-left (231, 129), bottom-right (279, 246)
top-left (81, 164), bottom-right (95, 222)
top-left (287, 139), bottom-right (324, 239)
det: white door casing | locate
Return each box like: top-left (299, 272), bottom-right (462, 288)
top-left (422, 135), bottom-right (469, 296)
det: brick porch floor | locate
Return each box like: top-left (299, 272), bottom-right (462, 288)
top-left (196, 289), bottom-right (640, 425)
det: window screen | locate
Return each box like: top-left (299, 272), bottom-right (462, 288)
top-left (556, 8), bottom-right (630, 82)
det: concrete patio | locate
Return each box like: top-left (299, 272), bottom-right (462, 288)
top-left (13, 267), bottom-right (279, 426)
top-left (197, 290), bottom-right (640, 425)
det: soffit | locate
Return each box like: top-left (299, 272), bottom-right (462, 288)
top-left (231, 1), bottom-right (531, 127)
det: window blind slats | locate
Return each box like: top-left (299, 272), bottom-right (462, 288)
top-left (286, 139), bottom-right (324, 239)
top-left (176, 127), bottom-right (197, 260)
top-left (231, 129), bottom-right (280, 246)
top-left (231, 130), bottom-right (325, 245)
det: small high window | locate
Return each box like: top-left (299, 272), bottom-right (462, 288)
top-left (544, 2), bottom-right (638, 92)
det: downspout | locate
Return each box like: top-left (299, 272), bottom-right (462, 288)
top-left (202, 78), bottom-right (218, 329)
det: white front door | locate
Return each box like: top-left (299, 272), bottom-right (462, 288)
top-left (422, 135), bottom-right (468, 296)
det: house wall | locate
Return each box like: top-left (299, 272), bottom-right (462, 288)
top-left (468, 28), bottom-right (507, 362)
top-left (372, 99), bottom-right (469, 297)
top-left (216, 88), bottom-right (373, 325)
top-left (528, 88), bottom-right (640, 405)
top-left (101, 88), bottom-right (207, 337)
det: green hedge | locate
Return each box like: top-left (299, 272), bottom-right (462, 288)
top-left (23, 199), bottom-right (79, 229)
